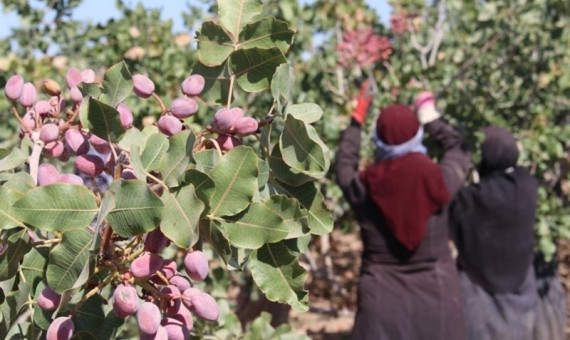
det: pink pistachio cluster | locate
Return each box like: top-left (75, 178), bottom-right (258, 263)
top-left (336, 27), bottom-right (392, 68)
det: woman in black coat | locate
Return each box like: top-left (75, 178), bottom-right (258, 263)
top-left (449, 126), bottom-right (539, 340)
top-left (335, 87), bottom-right (470, 340)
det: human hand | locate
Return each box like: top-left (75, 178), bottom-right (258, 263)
top-left (351, 80), bottom-right (373, 125)
top-left (414, 91), bottom-right (441, 124)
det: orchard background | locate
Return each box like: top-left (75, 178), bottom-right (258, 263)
top-left (0, 0), bottom-right (569, 339)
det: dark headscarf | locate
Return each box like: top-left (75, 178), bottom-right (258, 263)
top-left (479, 126), bottom-right (519, 175)
top-left (360, 105), bottom-right (450, 251)
top-left (450, 126), bottom-right (537, 293)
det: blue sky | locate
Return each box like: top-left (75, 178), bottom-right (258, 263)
top-left (0, 0), bottom-right (392, 39)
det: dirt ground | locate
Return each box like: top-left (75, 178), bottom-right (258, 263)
top-left (289, 229), bottom-right (570, 340)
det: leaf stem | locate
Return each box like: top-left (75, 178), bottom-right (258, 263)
top-left (12, 106), bottom-right (32, 134)
top-left (100, 221), bottom-right (114, 259)
top-left (32, 238), bottom-right (61, 247)
top-left (70, 276), bottom-right (113, 315)
top-left (28, 131), bottom-right (44, 186)
top-left (153, 93), bottom-right (168, 115)
top-left (226, 76), bottom-right (235, 109)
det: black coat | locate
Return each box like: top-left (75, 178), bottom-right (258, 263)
top-left (336, 119), bottom-right (471, 340)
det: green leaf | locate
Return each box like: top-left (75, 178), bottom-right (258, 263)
top-left (106, 180), bottom-right (164, 237)
top-left (0, 283), bottom-right (30, 337)
top-left (271, 64), bottom-right (294, 112)
top-left (160, 130), bottom-right (195, 188)
top-left (92, 312), bottom-right (125, 340)
top-left (46, 229), bottom-right (92, 294)
top-left (264, 195), bottom-right (308, 239)
top-left (0, 172), bottom-right (35, 192)
top-left (194, 149), bottom-right (220, 173)
top-left (280, 115), bottom-right (329, 175)
top-left (0, 148), bottom-right (26, 172)
top-left (73, 294), bottom-right (105, 333)
top-left (257, 158), bottom-right (270, 189)
top-left (117, 128), bottom-right (146, 153)
top-left (13, 183), bottom-right (98, 232)
top-left (183, 169), bottom-right (216, 209)
top-left (200, 220), bottom-right (232, 264)
top-left (198, 21), bottom-right (234, 66)
top-left (239, 18), bottom-right (294, 53)
top-left (79, 83), bottom-right (103, 98)
top-left (192, 62), bottom-right (231, 105)
top-left (20, 247), bottom-right (48, 292)
top-left (90, 192), bottom-right (116, 251)
top-left (0, 187), bottom-right (25, 230)
top-left (217, 201), bottom-right (288, 249)
top-left (243, 312), bottom-right (274, 340)
top-left (99, 61), bottom-right (133, 107)
top-left (209, 146), bottom-right (258, 217)
top-left (218, 0), bottom-right (263, 40)
top-left (79, 97), bottom-right (125, 142)
top-left (142, 133), bottom-right (169, 171)
top-left (269, 145), bottom-right (317, 186)
top-left (284, 103), bottom-right (323, 124)
top-left (70, 332), bottom-right (98, 340)
top-left (161, 184), bottom-right (204, 249)
top-left (250, 242), bottom-right (308, 312)
top-left (271, 181), bottom-right (333, 235)
top-left (0, 229), bottom-right (32, 281)
top-left (231, 48), bottom-right (287, 93)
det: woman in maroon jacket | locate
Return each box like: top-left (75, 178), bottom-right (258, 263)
top-left (335, 87), bottom-right (470, 339)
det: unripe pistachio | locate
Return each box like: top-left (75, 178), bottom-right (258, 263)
top-left (137, 302), bottom-right (161, 335)
top-left (89, 134), bottom-right (111, 154)
top-left (40, 123), bottom-right (60, 143)
top-left (4, 75), bottom-right (24, 101)
top-left (57, 173), bottom-right (84, 185)
top-left (144, 228), bottom-right (168, 253)
top-left (216, 134), bottom-right (242, 151)
top-left (140, 326), bottom-right (168, 340)
top-left (58, 148), bottom-right (71, 162)
top-left (132, 74), bottom-right (155, 98)
top-left (64, 128), bottom-right (89, 155)
top-left (180, 75), bottom-right (205, 96)
top-left (170, 97), bottom-right (198, 119)
top-left (38, 163), bottom-right (60, 186)
top-left (170, 274), bottom-right (191, 293)
top-left (234, 116), bottom-right (258, 137)
top-left (70, 86), bottom-right (83, 103)
top-left (75, 154), bottom-right (104, 177)
top-left (117, 103), bottom-right (133, 129)
top-left (38, 287), bottom-right (61, 311)
top-left (65, 67), bottom-right (82, 88)
top-left (44, 141), bottom-right (65, 159)
top-left (112, 284), bottom-right (138, 318)
top-left (184, 250), bottom-right (209, 282)
top-left (43, 78), bottom-right (61, 96)
top-left (19, 82), bottom-right (37, 107)
top-left (131, 252), bottom-right (163, 278)
top-left (46, 316), bottom-right (74, 340)
top-left (22, 111), bottom-right (37, 130)
top-left (81, 69), bottom-right (97, 83)
top-left (161, 317), bottom-right (190, 340)
top-left (213, 107), bottom-right (243, 133)
top-left (157, 115), bottom-right (182, 137)
top-left (182, 288), bottom-right (219, 321)
top-left (35, 100), bottom-right (52, 116)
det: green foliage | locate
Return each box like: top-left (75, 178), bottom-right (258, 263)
top-left (0, 1), bottom-right (332, 338)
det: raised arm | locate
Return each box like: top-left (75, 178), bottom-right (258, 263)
top-left (335, 82), bottom-right (371, 207)
top-left (424, 119), bottom-right (471, 197)
top-left (415, 91), bottom-right (471, 197)
top-left (335, 120), bottom-right (367, 207)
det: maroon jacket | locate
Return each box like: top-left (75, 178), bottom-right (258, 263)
top-left (336, 118), bottom-right (471, 340)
